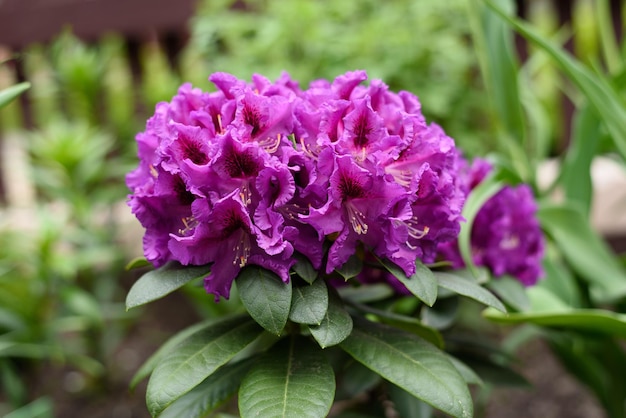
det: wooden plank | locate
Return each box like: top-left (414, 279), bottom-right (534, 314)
top-left (0, 0), bottom-right (197, 48)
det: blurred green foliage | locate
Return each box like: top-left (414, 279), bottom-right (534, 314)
top-left (0, 0), bottom-right (626, 416)
top-left (188, 0), bottom-right (491, 155)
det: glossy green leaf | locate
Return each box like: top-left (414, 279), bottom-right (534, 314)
top-left (289, 279), bottom-right (328, 325)
top-left (236, 266), bottom-right (292, 335)
top-left (292, 253), bottom-right (317, 284)
top-left (238, 336), bottom-right (335, 418)
top-left (309, 288), bottom-right (353, 348)
top-left (0, 82), bottom-right (30, 109)
top-left (538, 204), bottom-right (626, 303)
top-left (336, 254), bottom-right (363, 280)
top-left (434, 272), bottom-right (506, 312)
top-left (486, 0), bottom-right (626, 161)
top-left (146, 316), bottom-right (263, 416)
top-left (126, 262), bottom-right (211, 310)
top-left (130, 319), bottom-right (216, 390)
top-left (340, 318), bottom-right (473, 418)
top-left (160, 359), bottom-right (255, 418)
top-left (486, 275), bottom-right (530, 312)
top-left (380, 258), bottom-right (437, 307)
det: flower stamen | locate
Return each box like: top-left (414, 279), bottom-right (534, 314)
top-left (258, 134), bottom-right (282, 153)
top-left (178, 216), bottom-right (199, 235)
top-left (346, 202), bottom-right (368, 235)
top-left (232, 232), bottom-right (251, 267)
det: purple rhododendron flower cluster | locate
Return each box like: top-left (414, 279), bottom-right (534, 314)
top-left (438, 158), bottom-right (545, 286)
top-left (126, 70), bottom-right (467, 300)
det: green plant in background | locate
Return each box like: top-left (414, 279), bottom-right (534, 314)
top-left (0, 82), bottom-right (30, 110)
top-left (468, 1), bottom-right (626, 416)
top-left (188, 0), bottom-right (493, 156)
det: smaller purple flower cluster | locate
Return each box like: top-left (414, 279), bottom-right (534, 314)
top-left (127, 71), bottom-right (466, 300)
top-left (438, 159), bottom-right (545, 286)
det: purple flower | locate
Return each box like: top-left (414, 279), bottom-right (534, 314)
top-left (127, 70), bottom-right (468, 300)
top-left (438, 159), bottom-right (545, 286)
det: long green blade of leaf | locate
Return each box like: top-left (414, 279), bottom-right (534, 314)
top-left (470, 0), bottom-right (525, 141)
top-left (238, 336), bottom-right (335, 418)
top-left (457, 175), bottom-right (504, 276)
top-left (146, 316), bottom-right (263, 416)
top-left (486, 0), bottom-right (626, 160)
top-left (484, 307), bottom-right (626, 339)
top-left (0, 82), bottom-right (30, 109)
top-left (558, 105), bottom-right (601, 215)
top-left (236, 266), bottom-right (292, 335)
top-left (340, 318), bottom-right (473, 418)
top-left (538, 204), bottom-right (626, 303)
top-left (126, 262), bottom-right (211, 310)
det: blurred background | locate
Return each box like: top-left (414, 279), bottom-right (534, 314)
top-left (0, 0), bottom-right (625, 417)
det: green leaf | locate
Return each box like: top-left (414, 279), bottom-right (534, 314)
top-left (457, 175), bottom-right (504, 275)
top-left (292, 253), bottom-right (317, 284)
top-left (309, 288), bottom-right (353, 348)
top-left (146, 316), bottom-right (263, 416)
top-left (470, 0), bottom-right (525, 141)
top-left (337, 283), bottom-right (394, 303)
top-left (558, 105), bottom-right (601, 215)
top-left (486, 0), bottom-right (626, 161)
top-left (3, 397), bottom-right (53, 418)
top-left (538, 204), bottom-right (626, 303)
top-left (62, 287), bottom-right (103, 326)
top-left (125, 256), bottom-right (151, 271)
top-left (0, 82), bottom-right (30, 109)
top-left (126, 262), bottom-right (211, 310)
top-left (483, 305), bottom-right (626, 339)
top-left (388, 383), bottom-right (434, 418)
top-left (336, 254), bottom-right (363, 280)
top-left (130, 319), bottom-right (217, 390)
top-left (336, 360), bottom-right (382, 400)
top-left (421, 297), bottom-right (460, 330)
top-left (379, 258), bottom-right (437, 307)
top-left (238, 336), bottom-right (335, 418)
top-left (160, 358), bottom-right (255, 418)
top-left (289, 278), bottom-right (328, 325)
top-left (447, 356), bottom-right (483, 386)
top-left (236, 266), bottom-right (292, 335)
top-left (340, 318), bottom-right (473, 418)
top-left (486, 275), bottom-right (530, 312)
top-left (434, 272), bottom-right (506, 312)
top-left (539, 256), bottom-right (582, 308)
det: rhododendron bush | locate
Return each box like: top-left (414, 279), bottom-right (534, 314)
top-left (125, 70), bottom-right (544, 418)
